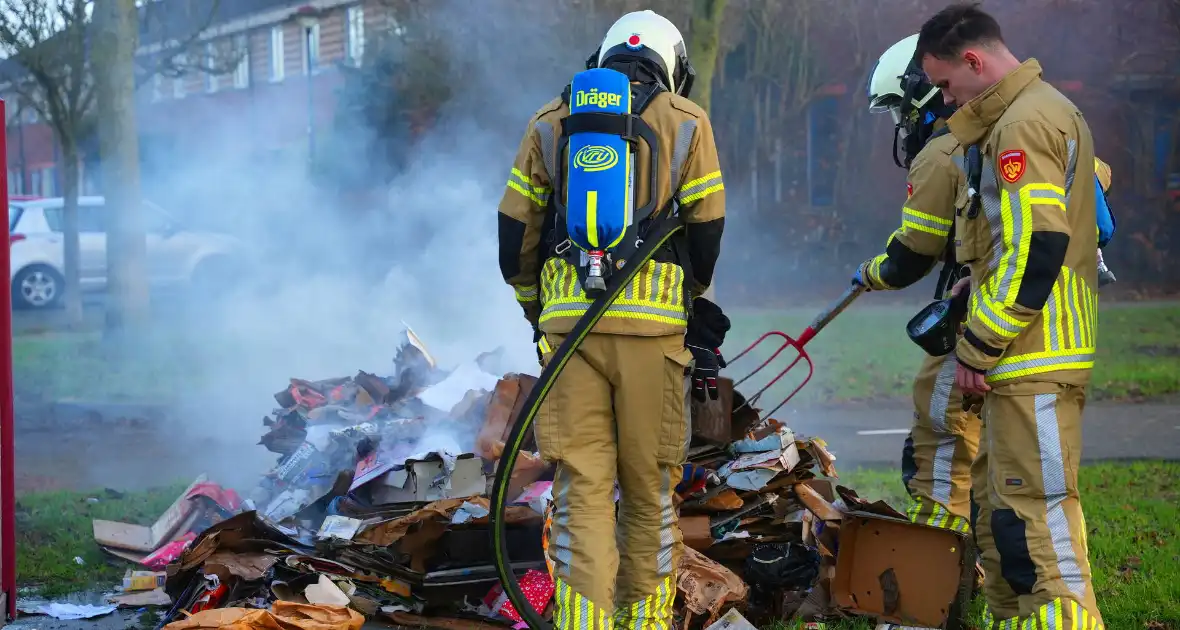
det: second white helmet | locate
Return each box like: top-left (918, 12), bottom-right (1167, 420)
top-left (594, 10), bottom-right (695, 97)
top-left (866, 34), bottom-right (941, 128)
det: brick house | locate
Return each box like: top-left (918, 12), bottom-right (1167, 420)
top-left (3, 0), bottom-right (397, 200)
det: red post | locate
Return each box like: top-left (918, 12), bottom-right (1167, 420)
top-left (0, 97), bottom-right (16, 621)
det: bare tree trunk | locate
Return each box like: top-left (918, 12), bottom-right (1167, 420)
top-left (687, 0), bottom-right (727, 116)
top-left (94, 0), bottom-right (149, 334)
top-left (59, 139), bottom-right (84, 327)
top-left (687, 0), bottom-right (727, 303)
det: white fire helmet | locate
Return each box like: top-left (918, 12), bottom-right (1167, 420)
top-left (866, 34), bottom-right (942, 136)
top-left (595, 10), bottom-right (694, 97)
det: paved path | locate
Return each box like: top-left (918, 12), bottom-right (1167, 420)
top-left (778, 399), bottom-right (1180, 468)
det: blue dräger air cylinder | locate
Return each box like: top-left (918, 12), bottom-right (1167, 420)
top-left (564, 68), bottom-right (634, 291)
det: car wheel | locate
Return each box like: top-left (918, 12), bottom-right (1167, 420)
top-left (188, 256), bottom-right (240, 302)
top-left (12, 264), bottom-right (64, 310)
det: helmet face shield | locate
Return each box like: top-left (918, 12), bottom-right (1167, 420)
top-left (889, 106), bottom-right (909, 140)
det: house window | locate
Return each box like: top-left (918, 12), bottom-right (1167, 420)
top-left (151, 73), bottom-right (164, 101)
top-left (346, 6), bottom-right (364, 65)
top-left (33, 167), bottom-right (55, 196)
top-left (7, 170), bottom-right (22, 195)
top-left (302, 21), bottom-right (320, 74)
top-left (806, 95), bottom-right (840, 207)
top-left (233, 33), bottom-right (250, 88)
top-left (270, 26), bottom-right (285, 81)
top-left (205, 41), bottom-right (219, 92)
top-left (173, 53), bottom-right (187, 98)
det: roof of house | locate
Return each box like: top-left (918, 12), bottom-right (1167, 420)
top-left (0, 0), bottom-right (308, 87)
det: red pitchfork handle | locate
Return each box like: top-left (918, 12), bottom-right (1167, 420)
top-left (795, 283), bottom-right (868, 348)
top-left (728, 283), bottom-right (866, 419)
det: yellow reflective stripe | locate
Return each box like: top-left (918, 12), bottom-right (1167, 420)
top-left (909, 497), bottom-right (971, 534)
top-left (538, 335), bottom-right (551, 355)
top-left (613, 574), bottom-right (675, 630)
top-left (677, 170), bottom-right (723, 204)
top-left (1057, 281), bottom-right (1076, 351)
top-left (515, 284), bottom-right (539, 303)
top-left (507, 180), bottom-right (548, 206)
top-left (538, 258), bottom-right (687, 326)
top-left (511, 167), bottom-right (551, 194)
top-left (1019, 597), bottom-right (1104, 630)
top-left (507, 167), bottom-right (551, 207)
top-left (866, 252), bottom-right (891, 289)
top-left (996, 183), bottom-right (1034, 306)
top-left (972, 292), bottom-right (1028, 340)
top-left (552, 577), bottom-right (613, 630)
top-left (987, 348), bottom-right (1094, 382)
top-left (1022, 182), bottom-right (1067, 212)
top-left (901, 207), bottom-right (953, 237)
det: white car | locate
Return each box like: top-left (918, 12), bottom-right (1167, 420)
top-left (8, 196), bottom-right (246, 309)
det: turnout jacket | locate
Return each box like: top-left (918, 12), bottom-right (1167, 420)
top-left (861, 127), bottom-right (967, 295)
top-left (497, 89), bottom-right (726, 336)
top-left (946, 59), bottom-right (1098, 386)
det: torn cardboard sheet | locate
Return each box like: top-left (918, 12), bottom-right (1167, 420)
top-left (163, 601), bottom-right (364, 630)
top-left (318, 516), bottom-right (362, 541)
top-left (703, 608), bottom-right (758, 630)
top-left (677, 546), bottom-right (749, 618)
top-left (476, 375), bottom-right (537, 460)
top-left (93, 475), bottom-right (208, 552)
top-left (832, 512), bottom-right (971, 627)
top-left (109, 588), bottom-right (171, 608)
top-left (355, 497), bottom-right (538, 547)
top-left (795, 483), bottom-right (844, 521)
top-left (371, 452), bottom-right (486, 504)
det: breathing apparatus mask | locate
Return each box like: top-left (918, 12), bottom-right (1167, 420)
top-left (872, 59), bottom-right (956, 169)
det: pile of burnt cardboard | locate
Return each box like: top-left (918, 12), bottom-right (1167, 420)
top-left (98, 331), bottom-right (971, 630)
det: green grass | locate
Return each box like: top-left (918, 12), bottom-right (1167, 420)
top-left (10, 301), bottom-right (1180, 404)
top-left (16, 482), bottom-right (188, 597)
top-left (13, 464), bottom-right (1178, 628)
top-left (773, 462), bottom-right (1180, 629)
top-left (13, 332), bottom-right (186, 402)
top-left (724, 301), bottom-right (1180, 405)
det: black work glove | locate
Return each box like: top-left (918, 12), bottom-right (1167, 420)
top-left (686, 297), bottom-right (731, 348)
top-left (686, 344), bottom-right (727, 402)
top-left (685, 297), bottom-right (731, 402)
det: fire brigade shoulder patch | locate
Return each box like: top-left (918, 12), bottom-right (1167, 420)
top-left (906, 182), bottom-right (913, 198)
top-left (999, 149), bottom-right (1027, 184)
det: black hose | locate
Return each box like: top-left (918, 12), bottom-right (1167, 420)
top-left (489, 219), bottom-right (686, 630)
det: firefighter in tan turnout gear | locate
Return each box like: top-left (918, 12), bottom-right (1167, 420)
top-left (496, 10), bottom-right (728, 630)
top-left (856, 33), bottom-right (980, 541)
top-left (917, 3), bottom-right (1104, 628)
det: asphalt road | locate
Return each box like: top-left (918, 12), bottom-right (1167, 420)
top-left (778, 399), bottom-right (1180, 467)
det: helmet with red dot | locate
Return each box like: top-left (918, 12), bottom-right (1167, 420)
top-left (587, 10), bottom-right (696, 98)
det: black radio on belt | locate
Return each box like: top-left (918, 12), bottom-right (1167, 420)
top-left (906, 289), bottom-right (970, 357)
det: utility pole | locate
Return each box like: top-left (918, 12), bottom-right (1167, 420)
top-left (93, 0), bottom-right (150, 334)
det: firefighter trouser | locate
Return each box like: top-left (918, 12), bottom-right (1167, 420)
top-left (535, 332), bottom-right (693, 630)
top-left (974, 382), bottom-right (1104, 629)
top-left (902, 351), bottom-right (980, 534)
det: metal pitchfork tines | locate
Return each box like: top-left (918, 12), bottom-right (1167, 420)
top-left (726, 283), bottom-right (867, 420)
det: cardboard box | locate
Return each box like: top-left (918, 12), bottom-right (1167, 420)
top-left (690, 376), bottom-right (734, 444)
top-left (832, 511), bottom-right (973, 629)
top-left (373, 453), bottom-right (487, 504)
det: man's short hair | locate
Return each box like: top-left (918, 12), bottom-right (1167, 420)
top-left (915, 2), bottom-right (1005, 61)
